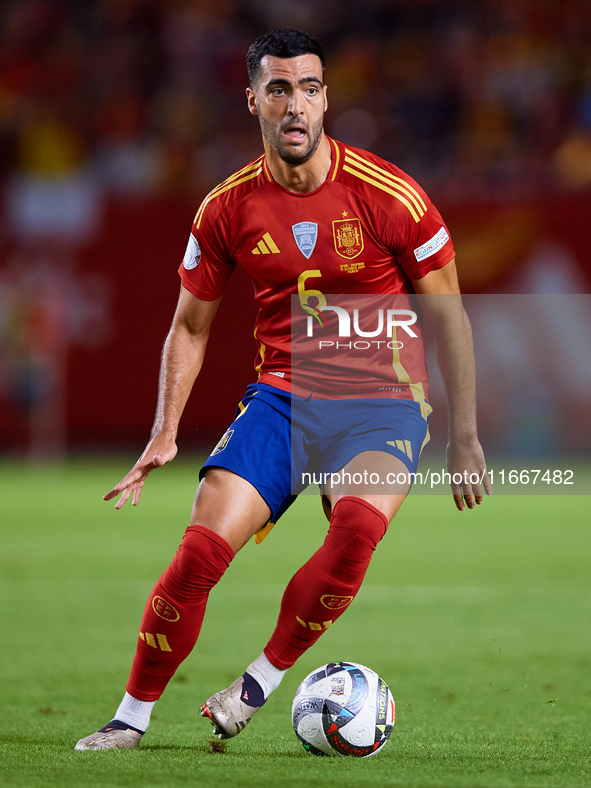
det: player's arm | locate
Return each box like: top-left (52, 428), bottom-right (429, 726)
top-left (103, 286), bottom-right (222, 509)
top-left (412, 258), bottom-right (491, 511)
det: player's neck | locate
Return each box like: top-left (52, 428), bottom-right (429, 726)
top-left (264, 134), bottom-right (331, 194)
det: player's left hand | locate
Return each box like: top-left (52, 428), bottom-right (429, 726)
top-left (446, 438), bottom-right (491, 511)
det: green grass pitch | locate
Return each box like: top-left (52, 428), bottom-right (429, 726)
top-left (1, 458), bottom-right (590, 788)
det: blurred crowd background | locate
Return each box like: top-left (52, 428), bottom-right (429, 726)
top-left (2, 0), bottom-right (591, 200)
top-left (0, 0), bottom-right (590, 459)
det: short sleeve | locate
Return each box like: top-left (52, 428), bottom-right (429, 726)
top-left (390, 178), bottom-right (455, 281)
top-left (178, 202), bottom-right (235, 300)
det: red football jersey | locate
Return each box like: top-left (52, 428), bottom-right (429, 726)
top-left (179, 137), bottom-right (455, 407)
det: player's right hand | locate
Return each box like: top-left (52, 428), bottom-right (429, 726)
top-left (103, 433), bottom-right (178, 509)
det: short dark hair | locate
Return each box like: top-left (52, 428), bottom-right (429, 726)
top-left (247, 28), bottom-right (325, 87)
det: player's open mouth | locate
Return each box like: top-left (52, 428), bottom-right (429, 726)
top-left (283, 125), bottom-right (307, 142)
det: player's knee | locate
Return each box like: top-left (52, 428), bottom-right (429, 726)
top-left (329, 496), bottom-right (389, 551)
top-left (161, 525), bottom-right (235, 603)
top-left (313, 497), bottom-right (389, 586)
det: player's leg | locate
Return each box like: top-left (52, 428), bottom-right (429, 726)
top-left (123, 468), bottom-right (270, 699)
top-left (75, 469), bottom-right (270, 750)
top-left (202, 402), bottom-right (427, 739)
top-left (77, 384), bottom-right (295, 750)
top-left (263, 452), bottom-right (410, 669)
top-left (203, 453), bottom-right (411, 740)
top-left (323, 448), bottom-right (412, 520)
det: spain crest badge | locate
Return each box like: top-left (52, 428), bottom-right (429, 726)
top-left (332, 217), bottom-right (364, 259)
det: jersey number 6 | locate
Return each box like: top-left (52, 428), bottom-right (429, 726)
top-left (298, 270), bottom-right (326, 318)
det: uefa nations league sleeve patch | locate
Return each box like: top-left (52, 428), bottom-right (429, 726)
top-left (183, 233), bottom-right (201, 270)
top-left (413, 226), bottom-right (449, 262)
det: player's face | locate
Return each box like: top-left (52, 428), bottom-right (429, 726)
top-left (247, 54), bottom-right (328, 166)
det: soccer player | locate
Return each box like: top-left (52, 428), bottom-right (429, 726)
top-left (75, 29), bottom-right (490, 750)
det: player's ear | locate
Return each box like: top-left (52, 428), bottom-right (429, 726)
top-left (246, 87), bottom-right (259, 116)
top-left (323, 85), bottom-right (328, 113)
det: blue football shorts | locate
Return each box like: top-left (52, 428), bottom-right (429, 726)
top-left (200, 382), bottom-right (431, 525)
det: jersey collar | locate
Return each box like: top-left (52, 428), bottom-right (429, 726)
top-left (261, 135), bottom-right (343, 194)
top-left (326, 136), bottom-right (342, 182)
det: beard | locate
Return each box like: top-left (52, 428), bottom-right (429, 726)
top-left (259, 112), bottom-right (325, 165)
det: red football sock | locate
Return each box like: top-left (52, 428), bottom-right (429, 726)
top-left (126, 525), bottom-right (234, 701)
top-left (264, 496), bottom-right (388, 669)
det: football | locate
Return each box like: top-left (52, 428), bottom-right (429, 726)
top-left (292, 661), bottom-right (395, 757)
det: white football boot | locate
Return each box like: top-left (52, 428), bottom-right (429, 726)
top-left (75, 721), bottom-right (143, 750)
top-left (201, 677), bottom-right (262, 739)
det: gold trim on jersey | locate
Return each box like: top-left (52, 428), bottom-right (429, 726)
top-left (409, 381), bottom-right (433, 422)
top-left (330, 137), bottom-right (340, 181)
top-left (194, 158), bottom-right (262, 224)
top-left (390, 325), bottom-right (433, 421)
top-left (194, 157), bottom-right (264, 228)
top-left (345, 148), bottom-right (427, 213)
top-left (262, 157), bottom-right (273, 181)
top-left (254, 326), bottom-right (266, 373)
top-left (343, 148), bottom-right (426, 223)
top-left (391, 332), bottom-right (411, 384)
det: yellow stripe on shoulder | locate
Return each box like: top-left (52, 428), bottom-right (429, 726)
top-left (345, 148), bottom-right (427, 214)
top-left (343, 163), bottom-right (422, 223)
top-left (194, 158), bottom-right (263, 225)
top-left (194, 158), bottom-right (263, 222)
top-left (217, 156), bottom-right (264, 192)
top-left (194, 158), bottom-right (264, 226)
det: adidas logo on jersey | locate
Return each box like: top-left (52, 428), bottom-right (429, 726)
top-left (252, 232), bottom-right (280, 255)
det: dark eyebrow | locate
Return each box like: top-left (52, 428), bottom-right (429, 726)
top-left (265, 76), bottom-right (323, 90)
